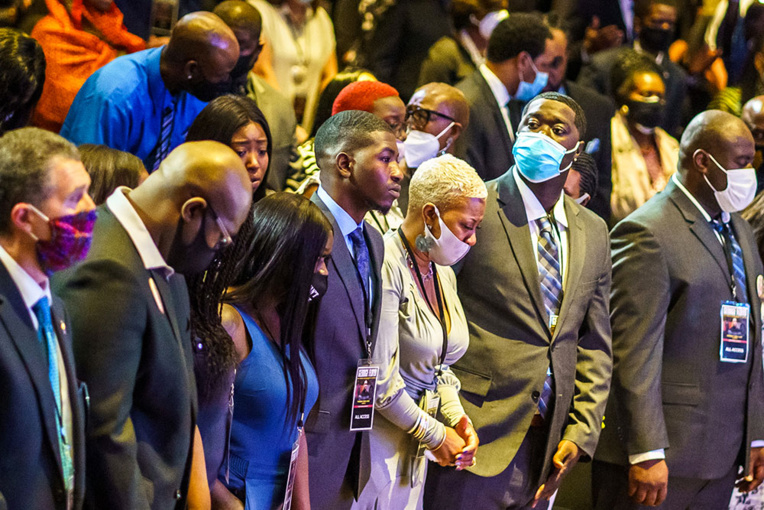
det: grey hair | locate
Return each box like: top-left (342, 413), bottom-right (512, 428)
top-left (407, 154), bottom-right (487, 215)
top-left (0, 127), bottom-right (80, 234)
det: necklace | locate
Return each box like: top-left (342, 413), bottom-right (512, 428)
top-left (406, 254), bottom-right (433, 281)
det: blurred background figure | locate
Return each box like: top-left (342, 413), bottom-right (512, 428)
top-left (741, 95), bottom-right (764, 194)
top-left (0, 28), bottom-right (45, 136)
top-left (564, 152), bottom-right (599, 208)
top-left (78, 144), bottom-right (148, 205)
top-left (249, 0), bottom-right (337, 135)
top-left (216, 192), bottom-right (332, 509)
top-left (710, 24), bottom-right (764, 117)
top-left (418, 0), bottom-right (508, 87)
top-left (30, 0), bottom-right (145, 132)
top-left (609, 49), bottom-right (678, 224)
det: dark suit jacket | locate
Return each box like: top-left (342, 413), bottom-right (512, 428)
top-left (595, 179), bottom-right (764, 479)
top-left (306, 194), bottom-right (385, 510)
top-left (453, 169), bottom-right (613, 481)
top-left (53, 206), bottom-right (197, 509)
top-left (0, 264), bottom-right (86, 510)
top-left (576, 45), bottom-right (688, 136)
top-left (564, 81), bottom-right (616, 221)
top-left (365, 0), bottom-right (452, 101)
top-left (418, 35), bottom-right (477, 88)
top-left (456, 69), bottom-right (515, 181)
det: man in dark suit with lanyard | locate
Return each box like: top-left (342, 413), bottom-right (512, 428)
top-left (55, 141), bottom-right (252, 509)
top-left (0, 128), bottom-right (94, 509)
top-left (594, 110), bottom-right (764, 508)
top-left (306, 110), bottom-right (403, 510)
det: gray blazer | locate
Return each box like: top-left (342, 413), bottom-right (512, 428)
top-left (306, 194), bottom-right (385, 510)
top-left (452, 169), bottom-right (613, 481)
top-left (595, 179), bottom-right (764, 480)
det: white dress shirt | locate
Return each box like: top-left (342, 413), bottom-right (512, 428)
top-left (513, 167), bottom-right (570, 290)
top-left (479, 64), bottom-right (515, 143)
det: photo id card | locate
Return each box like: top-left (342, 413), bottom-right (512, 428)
top-left (350, 363), bottom-right (378, 431)
top-left (720, 301), bottom-right (750, 363)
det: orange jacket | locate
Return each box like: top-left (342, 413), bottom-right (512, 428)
top-left (32, 0), bottom-right (145, 132)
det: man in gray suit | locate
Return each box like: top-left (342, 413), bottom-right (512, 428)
top-left (424, 92), bottom-right (613, 509)
top-left (306, 110), bottom-right (403, 509)
top-left (593, 110), bottom-right (764, 508)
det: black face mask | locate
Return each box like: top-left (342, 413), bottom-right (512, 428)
top-left (625, 99), bottom-right (665, 129)
top-left (639, 26), bottom-right (673, 54)
top-left (187, 75), bottom-right (233, 103)
top-left (229, 52), bottom-right (258, 95)
top-left (308, 272), bottom-right (329, 302)
top-left (166, 215), bottom-right (218, 277)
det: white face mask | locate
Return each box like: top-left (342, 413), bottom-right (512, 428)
top-left (423, 206), bottom-right (471, 266)
top-left (477, 10), bottom-right (509, 40)
top-left (403, 122), bottom-right (454, 168)
top-left (574, 192), bottom-right (590, 205)
top-left (703, 151), bottom-right (757, 213)
top-left (396, 140), bottom-right (406, 163)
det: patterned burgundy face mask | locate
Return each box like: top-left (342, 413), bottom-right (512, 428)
top-left (28, 205), bottom-right (98, 275)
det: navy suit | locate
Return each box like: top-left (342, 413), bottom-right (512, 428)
top-left (0, 264), bottom-right (86, 510)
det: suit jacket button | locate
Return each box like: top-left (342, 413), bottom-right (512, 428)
top-left (531, 391), bottom-right (540, 402)
top-left (175, 489), bottom-right (182, 500)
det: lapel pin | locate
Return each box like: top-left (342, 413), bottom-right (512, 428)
top-left (148, 277), bottom-right (166, 315)
top-left (59, 321), bottom-right (66, 333)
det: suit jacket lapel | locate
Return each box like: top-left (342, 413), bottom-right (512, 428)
top-left (667, 180), bottom-right (729, 281)
top-left (0, 266), bottom-right (63, 475)
top-left (552, 198), bottom-right (586, 343)
top-left (148, 270), bottom-right (184, 348)
top-left (495, 172), bottom-right (549, 336)
top-left (365, 223), bottom-right (384, 354)
top-left (731, 214), bottom-right (762, 329)
top-left (312, 195), bottom-right (368, 341)
top-left (475, 72), bottom-right (513, 151)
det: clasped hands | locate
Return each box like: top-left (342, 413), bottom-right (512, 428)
top-left (429, 415), bottom-right (479, 470)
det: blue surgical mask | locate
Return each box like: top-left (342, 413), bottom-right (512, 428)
top-left (515, 59), bottom-right (548, 102)
top-left (512, 131), bottom-right (580, 183)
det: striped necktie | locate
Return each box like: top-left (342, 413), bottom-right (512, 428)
top-left (535, 216), bottom-right (562, 419)
top-left (33, 297), bottom-right (74, 491)
top-left (711, 218), bottom-right (747, 303)
top-left (152, 104), bottom-right (175, 172)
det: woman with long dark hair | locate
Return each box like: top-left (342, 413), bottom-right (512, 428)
top-left (219, 192), bottom-right (332, 509)
top-left (184, 94), bottom-right (274, 506)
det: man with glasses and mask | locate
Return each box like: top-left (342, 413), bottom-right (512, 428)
top-left (54, 141), bottom-right (252, 510)
top-left (60, 12), bottom-right (239, 172)
top-left (214, 0), bottom-right (298, 192)
top-left (399, 82), bottom-right (470, 211)
top-left (424, 92), bottom-right (612, 510)
top-left (455, 13), bottom-right (555, 181)
top-left (577, 0), bottom-right (687, 137)
top-left (594, 110), bottom-right (764, 509)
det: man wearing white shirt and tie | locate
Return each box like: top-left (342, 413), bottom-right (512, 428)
top-left (456, 13), bottom-right (555, 181)
top-left (0, 128), bottom-right (95, 510)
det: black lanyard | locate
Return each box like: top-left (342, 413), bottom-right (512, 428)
top-left (398, 229), bottom-right (449, 372)
top-left (714, 220), bottom-right (742, 301)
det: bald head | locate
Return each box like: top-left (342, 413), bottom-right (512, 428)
top-left (413, 82), bottom-right (470, 128)
top-left (214, 1), bottom-right (262, 38)
top-left (743, 96), bottom-right (764, 148)
top-left (162, 12), bottom-right (239, 99)
top-left (679, 110), bottom-right (754, 169)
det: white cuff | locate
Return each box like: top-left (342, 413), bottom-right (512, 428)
top-left (751, 441), bottom-right (764, 448)
top-left (629, 449), bottom-right (665, 465)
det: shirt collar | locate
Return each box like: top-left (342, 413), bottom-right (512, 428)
top-left (0, 243), bottom-right (51, 312)
top-left (634, 40), bottom-right (664, 66)
top-left (480, 63), bottom-right (510, 107)
top-left (316, 185), bottom-right (364, 237)
top-left (513, 166), bottom-right (568, 227)
top-left (458, 30), bottom-right (484, 67)
top-left (106, 187), bottom-right (174, 277)
top-left (671, 173), bottom-right (730, 223)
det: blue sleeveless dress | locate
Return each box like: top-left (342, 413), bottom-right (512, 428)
top-left (221, 307), bottom-right (319, 509)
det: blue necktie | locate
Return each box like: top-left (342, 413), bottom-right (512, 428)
top-left (152, 103), bottom-right (175, 171)
top-left (536, 217), bottom-right (562, 419)
top-left (348, 227), bottom-right (371, 305)
top-left (33, 297), bottom-right (74, 491)
top-left (711, 218), bottom-right (747, 303)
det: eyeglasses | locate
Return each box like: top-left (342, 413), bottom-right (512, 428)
top-left (207, 205), bottom-right (233, 249)
top-left (405, 105), bottom-right (457, 129)
top-left (387, 120), bottom-right (406, 138)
